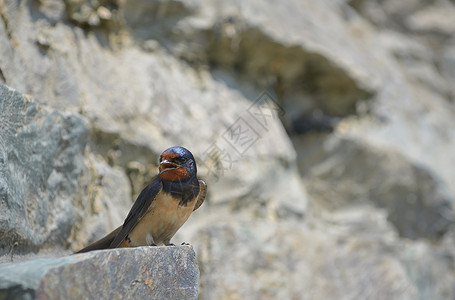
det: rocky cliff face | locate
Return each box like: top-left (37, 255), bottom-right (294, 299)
top-left (1, 0), bottom-right (455, 299)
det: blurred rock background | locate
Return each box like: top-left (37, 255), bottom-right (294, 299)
top-left (1, 0), bottom-right (455, 299)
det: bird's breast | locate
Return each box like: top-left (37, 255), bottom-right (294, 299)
top-left (127, 191), bottom-right (197, 246)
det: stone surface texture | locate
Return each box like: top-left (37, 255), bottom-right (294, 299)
top-left (0, 246), bottom-right (199, 300)
top-left (1, 0), bottom-right (455, 299)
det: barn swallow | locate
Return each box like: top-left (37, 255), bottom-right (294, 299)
top-left (77, 146), bottom-right (206, 253)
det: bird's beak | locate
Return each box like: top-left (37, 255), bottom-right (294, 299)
top-left (159, 160), bottom-right (180, 174)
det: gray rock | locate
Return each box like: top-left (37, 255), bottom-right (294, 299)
top-left (192, 212), bottom-right (417, 300)
top-left (348, 0), bottom-right (455, 35)
top-left (0, 246), bottom-right (199, 300)
top-left (405, 0), bottom-right (455, 35)
top-left (400, 240), bottom-right (455, 300)
top-left (148, 0), bottom-right (376, 118)
top-left (440, 40), bottom-right (455, 101)
top-left (0, 83), bottom-right (89, 256)
top-left (297, 136), bottom-right (453, 240)
top-left (0, 83), bottom-right (136, 259)
top-left (0, 0), bottom-right (306, 217)
top-left (69, 153), bottom-right (133, 252)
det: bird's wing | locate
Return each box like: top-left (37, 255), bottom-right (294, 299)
top-left (109, 176), bottom-right (162, 248)
top-left (76, 226), bottom-right (122, 253)
top-left (193, 180), bottom-right (207, 211)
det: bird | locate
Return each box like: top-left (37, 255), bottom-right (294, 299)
top-left (76, 146), bottom-right (207, 253)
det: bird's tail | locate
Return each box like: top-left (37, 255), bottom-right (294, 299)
top-left (75, 226), bottom-right (122, 253)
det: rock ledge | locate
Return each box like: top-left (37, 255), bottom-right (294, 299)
top-left (0, 246), bottom-right (199, 300)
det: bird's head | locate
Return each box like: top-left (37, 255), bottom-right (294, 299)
top-left (158, 146), bottom-right (197, 182)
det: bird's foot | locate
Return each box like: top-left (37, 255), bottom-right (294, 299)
top-left (150, 243), bottom-right (157, 246)
top-left (165, 242), bottom-right (175, 246)
top-left (181, 242), bottom-right (190, 246)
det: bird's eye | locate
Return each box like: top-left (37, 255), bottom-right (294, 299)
top-left (176, 157), bottom-right (186, 164)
